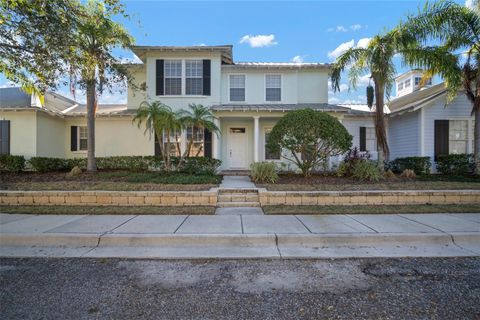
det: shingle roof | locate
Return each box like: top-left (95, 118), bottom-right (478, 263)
top-left (0, 87), bottom-right (32, 108)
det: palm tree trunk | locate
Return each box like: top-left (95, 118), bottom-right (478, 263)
top-left (86, 82), bottom-right (97, 172)
top-left (474, 104), bottom-right (480, 175)
top-left (374, 80), bottom-right (388, 171)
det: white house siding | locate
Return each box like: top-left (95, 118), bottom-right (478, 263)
top-left (220, 68), bottom-right (329, 104)
top-left (388, 111), bottom-right (420, 160)
top-left (36, 113), bottom-right (65, 158)
top-left (422, 94), bottom-right (474, 162)
top-left (126, 66), bottom-right (147, 110)
top-left (341, 117), bottom-right (377, 159)
top-left (64, 117), bottom-right (154, 159)
top-left (142, 51), bottom-right (223, 111)
top-left (0, 110), bottom-right (37, 158)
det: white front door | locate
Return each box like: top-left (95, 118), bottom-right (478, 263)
top-left (228, 127), bottom-right (248, 169)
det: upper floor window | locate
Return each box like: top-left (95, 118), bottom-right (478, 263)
top-left (229, 75), bottom-right (245, 101)
top-left (398, 82), bottom-right (404, 91)
top-left (265, 74), bottom-right (281, 101)
top-left (404, 79), bottom-right (411, 88)
top-left (415, 76), bottom-right (432, 86)
top-left (415, 77), bottom-right (421, 86)
top-left (164, 60), bottom-right (182, 95)
top-left (186, 60), bottom-right (203, 95)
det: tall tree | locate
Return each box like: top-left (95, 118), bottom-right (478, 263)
top-left (1, 0), bottom-right (134, 172)
top-left (401, 0), bottom-right (480, 174)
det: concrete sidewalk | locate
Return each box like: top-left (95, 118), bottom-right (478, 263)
top-left (1, 213), bottom-right (479, 259)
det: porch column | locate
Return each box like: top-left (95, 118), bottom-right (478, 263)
top-left (253, 116), bottom-right (260, 162)
top-left (212, 117), bottom-right (220, 159)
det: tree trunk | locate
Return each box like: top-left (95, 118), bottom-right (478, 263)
top-left (374, 80), bottom-right (388, 171)
top-left (86, 82), bottom-right (97, 172)
top-left (474, 104), bottom-right (480, 175)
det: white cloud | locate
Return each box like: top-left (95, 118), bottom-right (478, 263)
top-left (0, 81), bottom-right (16, 88)
top-left (350, 24), bottom-right (362, 31)
top-left (291, 55), bottom-right (308, 63)
top-left (358, 74), bottom-right (371, 86)
top-left (328, 39), bottom-right (355, 59)
top-left (466, 0), bottom-right (476, 9)
top-left (327, 24), bottom-right (364, 32)
top-left (357, 37), bottom-right (371, 48)
top-left (328, 38), bottom-right (372, 59)
top-left (239, 34), bottom-right (278, 48)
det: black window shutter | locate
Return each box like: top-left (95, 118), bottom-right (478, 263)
top-left (70, 126), bottom-right (78, 151)
top-left (0, 120), bottom-right (10, 155)
top-left (434, 120), bottom-right (449, 161)
top-left (204, 128), bottom-right (212, 158)
top-left (154, 130), bottom-right (162, 156)
top-left (359, 127), bottom-right (366, 151)
top-left (202, 59), bottom-right (211, 96)
top-left (156, 59), bottom-right (164, 96)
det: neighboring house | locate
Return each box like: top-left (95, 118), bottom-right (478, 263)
top-left (388, 70), bottom-right (475, 170)
top-left (0, 44), bottom-right (377, 171)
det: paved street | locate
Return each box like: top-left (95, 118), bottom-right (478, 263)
top-left (1, 257), bottom-right (479, 319)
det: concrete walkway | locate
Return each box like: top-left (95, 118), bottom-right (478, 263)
top-left (1, 213), bottom-right (479, 259)
top-left (219, 176), bottom-right (256, 189)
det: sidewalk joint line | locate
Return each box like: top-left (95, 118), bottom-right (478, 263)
top-left (108, 215), bottom-right (138, 233)
top-left (294, 215), bottom-right (312, 234)
top-left (173, 215), bottom-right (189, 234)
top-left (346, 215), bottom-right (379, 233)
top-left (240, 215), bottom-right (244, 234)
top-left (274, 233), bottom-right (282, 258)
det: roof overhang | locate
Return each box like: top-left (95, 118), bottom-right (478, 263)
top-left (223, 63), bottom-right (332, 71)
top-left (130, 45), bottom-right (233, 64)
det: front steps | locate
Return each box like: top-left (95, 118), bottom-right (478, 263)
top-left (217, 189), bottom-right (260, 208)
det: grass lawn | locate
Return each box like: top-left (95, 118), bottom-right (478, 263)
top-left (263, 204), bottom-right (480, 215)
top-left (0, 170), bottom-right (222, 191)
top-left (257, 173), bottom-right (480, 191)
top-left (0, 205), bottom-right (214, 215)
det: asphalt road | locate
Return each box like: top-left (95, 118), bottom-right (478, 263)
top-left (1, 257), bottom-right (479, 319)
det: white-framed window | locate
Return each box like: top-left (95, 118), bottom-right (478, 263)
top-left (164, 59), bottom-right (182, 95)
top-left (265, 74), bottom-right (281, 102)
top-left (449, 120), bottom-right (468, 154)
top-left (186, 60), bottom-right (203, 95)
top-left (163, 130), bottom-right (182, 156)
top-left (414, 77), bottom-right (432, 86)
top-left (405, 79), bottom-right (411, 88)
top-left (264, 128), bottom-right (281, 160)
top-left (186, 126), bottom-right (205, 157)
top-left (78, 126), bottom-right (88, 151)
top-left (229, 74), bottom-right (245, 102)
top-left (365, 127), bottom-right (376, 152)
top-left (398, 82), bottom-right (404, 91)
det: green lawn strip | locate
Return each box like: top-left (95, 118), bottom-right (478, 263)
top-left (0, 205), bottom-right (214, 215)
top-left (0, 182), bottom-right (217, 191)
top-left (259, 181), bottom-right (480, 191)
top-left (263, 204), bottom-right (480, 215)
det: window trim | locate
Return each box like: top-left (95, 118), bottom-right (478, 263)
top-left (73, 126), bottom-right (88, 153)
top-left (265, 74), bottom-right (282, 102)
top-left (364, 126), bottom-right (377, 152)
top-left (185, 59), bottom-right (203, 96)
top-left (228, 73), bottom-right (247, 103)
top-left (164, 59), bottom-right (183, 96)
top-left (448, 119), bottom-right (469, 154)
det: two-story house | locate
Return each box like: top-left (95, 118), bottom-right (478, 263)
top-left (0, 45), bottom-right (378, 171)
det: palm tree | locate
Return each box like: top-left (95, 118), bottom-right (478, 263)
top-left (331, 33), bottom-right (397, 170)
top-left (400, 0), bottom-right (480, 174)
top-left (178, 104), bottom-right (220, 160)
top-left (133, 101), bottom-right (182, 171)
top-left (73, 0), bottom-right (134, 172)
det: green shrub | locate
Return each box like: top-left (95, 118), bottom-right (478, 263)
top-left (436, 154), bottom-right (475, 175)
top-left (0, 155), bottom-right (26, 172)
top-left (96, 156), bottom-right (152, 171)
top-left (387, 157), bottom-right (431, 175)
top-left (352, 160), bottom-right (382, 182)
top-left (339, 147), bottom-right (371, 176)
top-left (250, 162), bottom-right (279, 183)
top-left (267, 108), bottom-right (352, 177)
top-left (177, 157), bottom-right (222, 175)
top-left (29, 157), bottom-right (70, 172)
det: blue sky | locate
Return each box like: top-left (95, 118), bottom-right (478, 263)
top-left (0, 0), bottom-right (471, 104)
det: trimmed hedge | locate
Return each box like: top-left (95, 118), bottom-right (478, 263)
top-left (436, 154), bottom-right (475, 176)
top-left (0, 155), bottom-right (26, 173)
top-left (27, 156), bottom-right (221, 174)
top-left (387, 157), bottom-right (431, 175)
